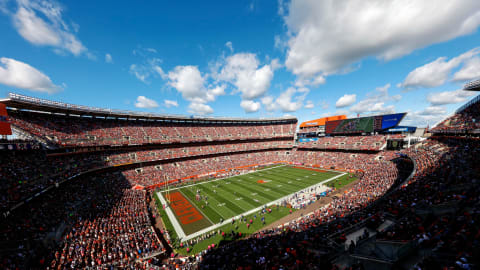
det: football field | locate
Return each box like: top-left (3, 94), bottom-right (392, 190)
top-left (157, 165), bottom-right (347, 241)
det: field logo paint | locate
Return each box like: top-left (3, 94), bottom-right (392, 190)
top-left (169, 192), bottom-right (204, 225)
top-left (257, 179), bottom-right (271, 184)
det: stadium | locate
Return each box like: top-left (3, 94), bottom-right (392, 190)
top-left (0, 77), bottom-right (478, 269)
top-left (2, 1), bottom-right (480, 269)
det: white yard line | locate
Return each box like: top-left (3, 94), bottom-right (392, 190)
top-left (173, 171), bottom-right (347, 242)
top-left (166, 164), bottom-right (286, 191)
top-left (178, 189), bottom-right (215, 225)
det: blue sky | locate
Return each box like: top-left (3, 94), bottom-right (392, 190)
top-left (1, 0), bottom-right (480, 127)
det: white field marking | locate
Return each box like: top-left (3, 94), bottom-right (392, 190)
top-left (156, 192), bottom-right (186, 239)
top-left (184, 189), bottom-right (227, 223)
top-left (166, 164), bottom-right (286, 191)
top-left (265, 188), bottom-right (271, 191)
top-left (178, 189), bottom-right (215, 225)
top-left (288, 181), bottom-right (292, 183)
top-left (177, 171), bottom-right (347, 242)
top-left (251, 193), bottom-right (257, 195)
top-left (277, 185), bottom-right (282, 187)
top-left (235, 197), bottom-right (243, 200)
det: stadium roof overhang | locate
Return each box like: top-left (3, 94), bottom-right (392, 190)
top-left (464, 79), bottom-right (480, 91)
top-left (0, 92), bottom-right (297, 124)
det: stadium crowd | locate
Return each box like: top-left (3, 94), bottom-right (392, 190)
top-left (431, 96), bottom-right (479, 133)
top-left (0, 141), bottom-right (291, 211)
top-left (192, 137), bottom-right (479, 269)
top-left (0, 172), bottom-right (164, 269)
top-left (9, 110), bottom-right (295, 147)
top-left (297, 135), bottom-right (387, 151)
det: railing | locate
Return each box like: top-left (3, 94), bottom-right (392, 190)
top-left (7, 92), bottom-right (297, 122)
top-left (455, 93), bottom-right (480, 113)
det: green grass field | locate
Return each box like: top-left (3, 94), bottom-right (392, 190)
top-left (155, 165), bottom-right (360, 254)
top-left (158, 166), bottom-right (348, 237)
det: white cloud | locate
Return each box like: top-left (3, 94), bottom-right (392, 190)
top-left (135, 96), bottom-right (159, 108)
top-left (275, 87), bottom-right (308, 112)
top-left (295, 74), bottom-right (326, 87)
top-left (403, 105), bottom-right (449, 127)
top-left (168, 65), bottom-right (208, 102)
top-left (225, 41), bottom-right (233, 52)
top-left (105, 53), bottom-right (113, 63)
top-left (129, 64), bottom-right (148, 83)
top-left (8, 0), bottom-right (87, 56)
top-left (217, 53), bottom-right (276, 100)
top-left (283, 0), bottom-right (480, 79)
top-left (0, 57), bottom-right (60, 93)
top-left (350, 84), bottom-right (398, 114)
top-left (168, 66), bottom-right (225, 113)
top-left (130, 58), bottom-right (166, 83)
top-left (274, 34), bottom-right (287, 51)
top-left (453, 57), bottom-right (480, 81)
top-left (304, 100), bottom-right (314, 109)
top-left (418, 106), bottom-right (447, 116)
top-left (164, 99), bottom-right (178, 108)
top-left (400, 48), bottom-right (480, 88)
top-left (208, 85), bottom-right (226, 97)
top-left (261, 96), bottom-right (276, 111)
top-left (335, 94), bottom-right (356, 108)
top-left (188, 102), bottom-right (213, 115)
top-left (240, 100), bottom-right (261, 113)
top-left (427, 89), bottom-right (476, 105)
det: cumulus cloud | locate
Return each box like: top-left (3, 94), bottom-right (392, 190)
top-left (188, 102), bottom-right (213, 115)
top-left (350, 84), bottom-right (398, 114)
top-left (304, 100), bottom-right (314, 109)
top-left (217, 53), bottom-right (276, 100)
top-left (0, 57), bottom-right (61, 93)
top-left (294, 74), bottom-right (326, 87)
top-left (404, 105), bottom-right (449, 127)
top-left (164, 99), bottom-right (178, 108)
top-left (275, 87), bottom-right (308, 112)
top-left (135, 96), bottom-right (159, 108)
top-left (400, 48), bottom-right (480, 89)
top-left (427, 89), bottom-right (476, 105)
top-left (283, 0), bottom-right (480, 79)
top-left (225, 41), bottom-right (233, 52)
top-left (453, 57), bottom-right (480, 81)
top-left (168, 66), bottom-right (205, 101)
top-left (335, 94), bottom-right (356, 108)
top-left (261, 96), bottom-right (276, 112)
top-left (240, 100), bottom-right (261, 113)
top-left (105, 53), bottom-right (113, 63)
top-left (5, 0), bottom-right (87, 56)
top-left (167, 66), bottom-right (226, 114)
